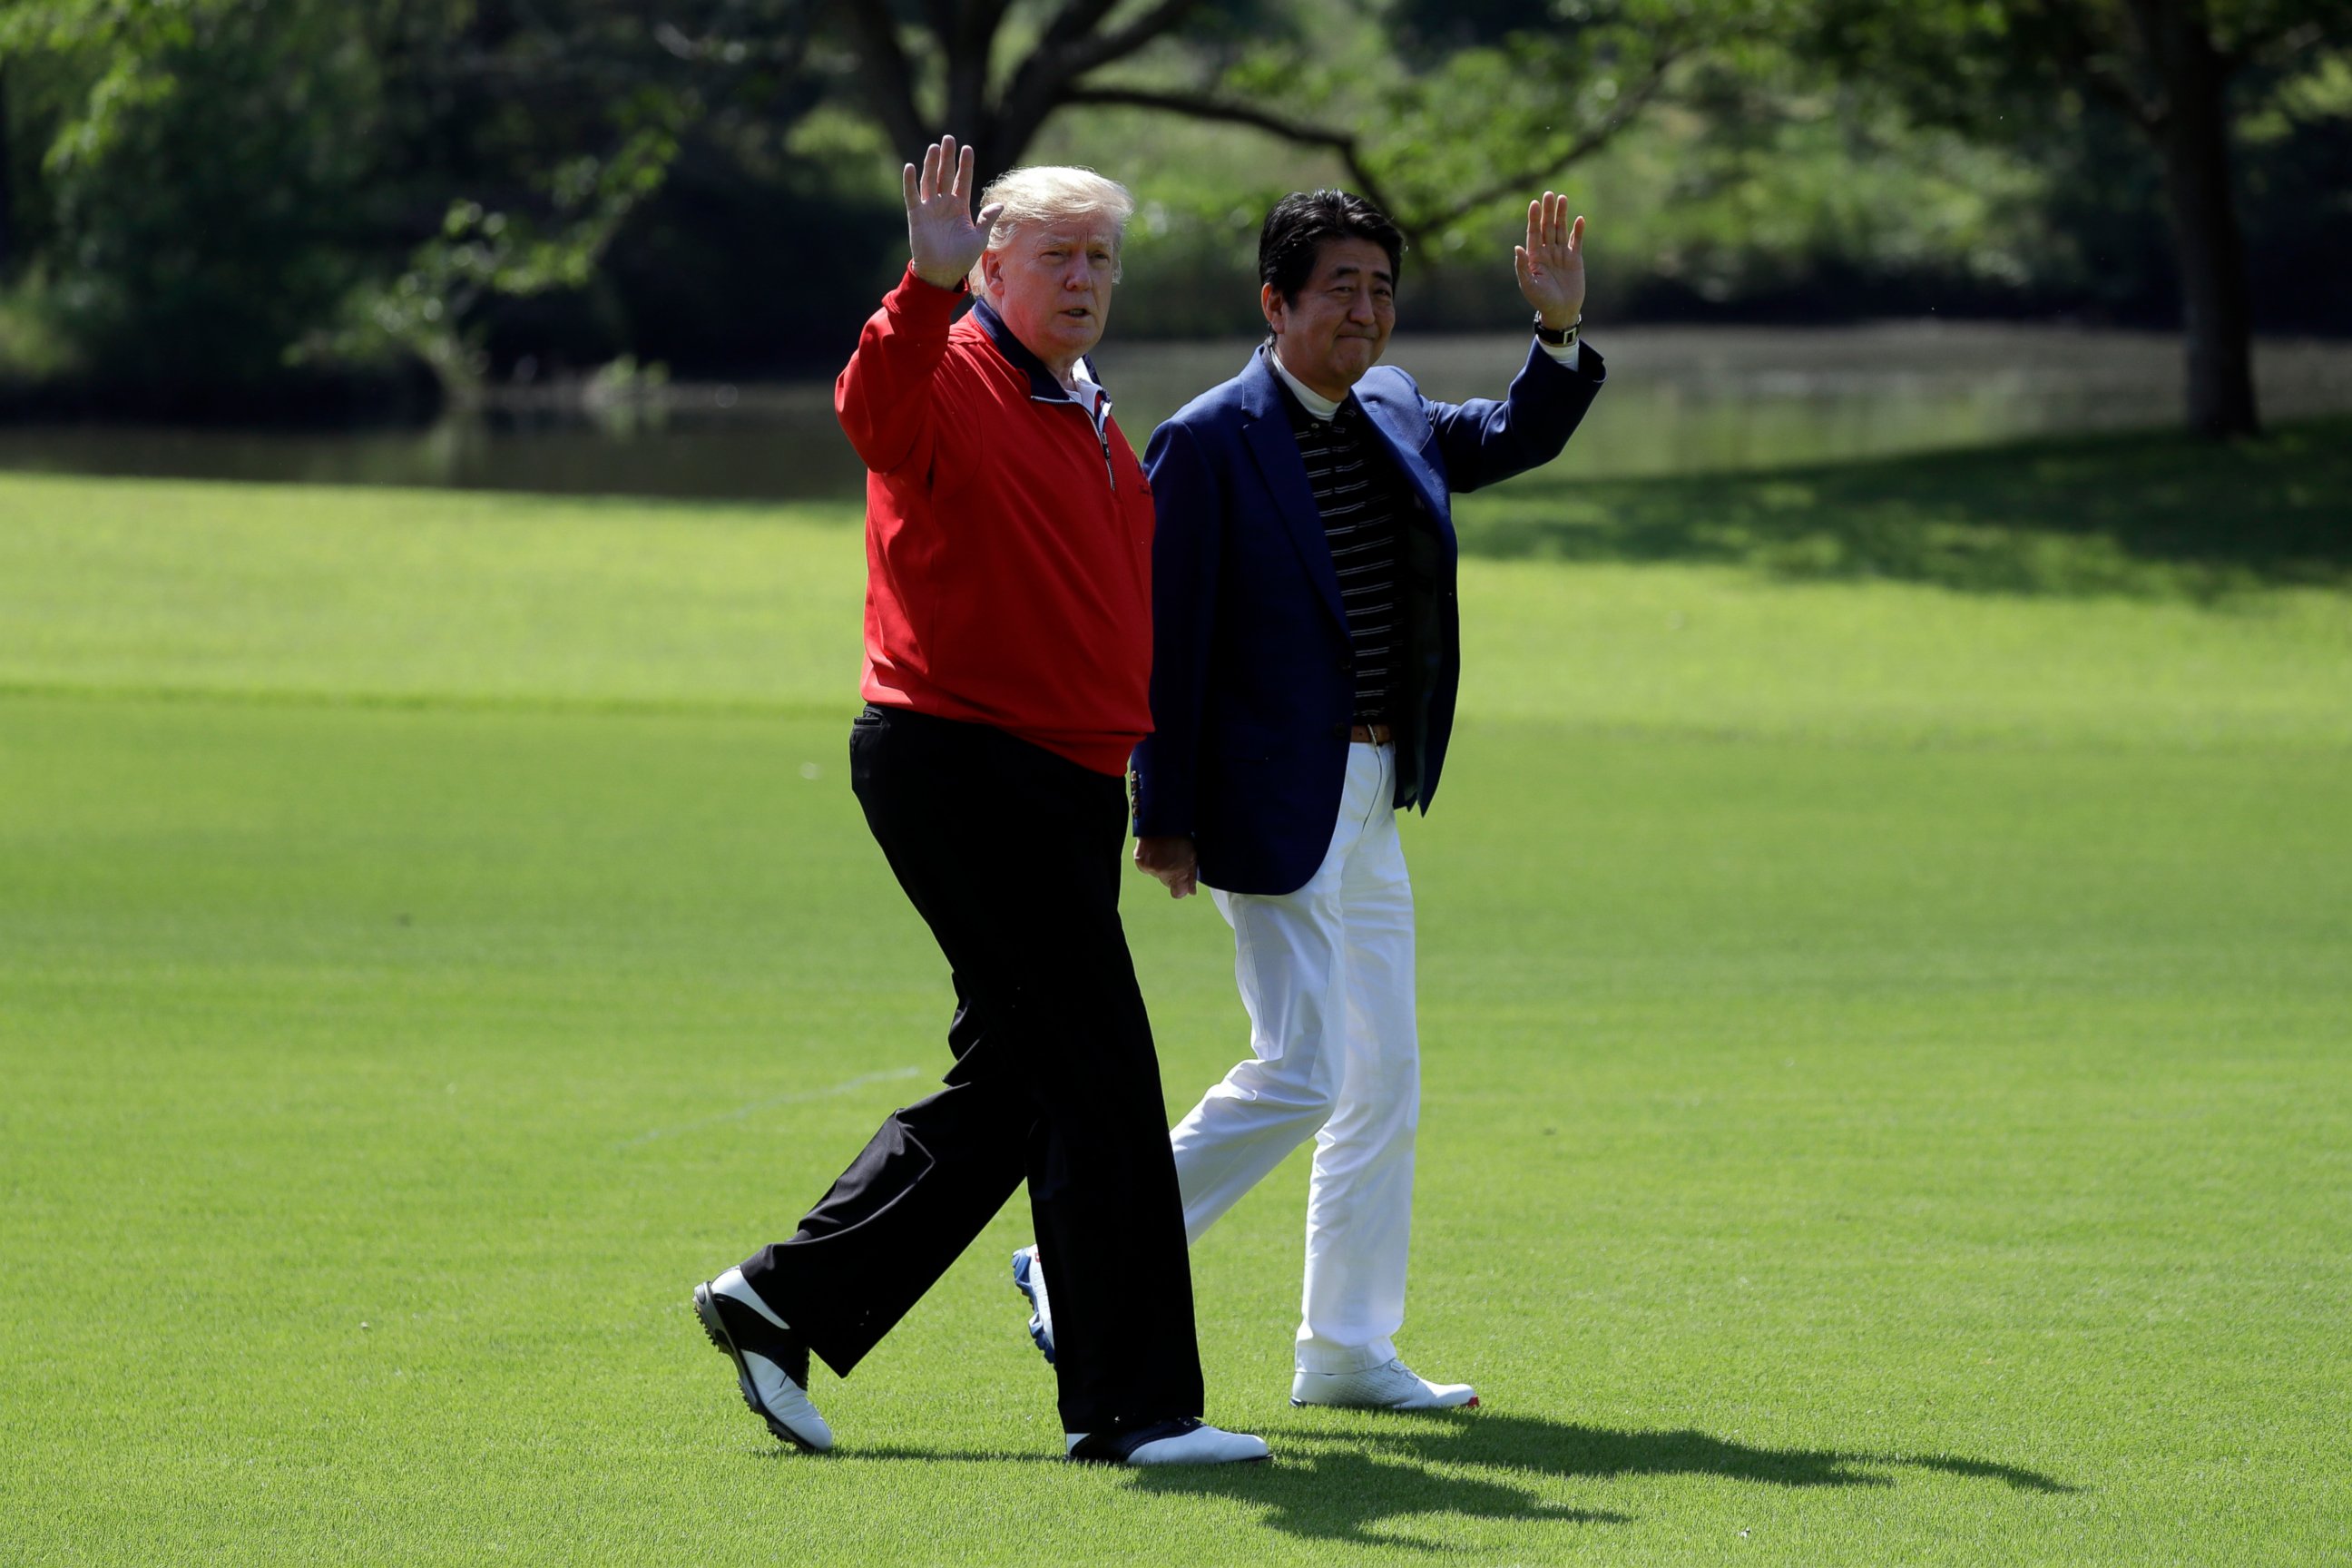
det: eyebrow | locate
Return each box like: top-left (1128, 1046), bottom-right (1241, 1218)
top-left (1327, 263), bottom-right (1395, 286)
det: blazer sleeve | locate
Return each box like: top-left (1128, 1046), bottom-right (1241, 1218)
top-left (1131, 416), bottom-right (1223, 840)
top-left (1422, 339), bottom-right (1608, 494)
top-left (833, 264), bottom-right (968, 475)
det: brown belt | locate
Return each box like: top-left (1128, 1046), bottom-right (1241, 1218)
top-left (1349, 722), bottom-right (1393, 745)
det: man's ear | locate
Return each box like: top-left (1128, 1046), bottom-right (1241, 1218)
top-left (1260, 280), bottom-right (1285, 335)
top-left (980, 250), bottom-right (1003, 298)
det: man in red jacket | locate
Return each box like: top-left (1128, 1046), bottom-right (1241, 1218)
top-left (690, 136), bottom-right (1266, 1467)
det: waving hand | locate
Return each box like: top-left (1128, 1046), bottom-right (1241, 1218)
top-left (906, 135), bottom-right (1003, 291)
top-left (1514, 192), bottom-right (1586, 329)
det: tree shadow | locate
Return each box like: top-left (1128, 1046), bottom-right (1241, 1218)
top-left (1458, 417), bottom-right (2352, 600)
top-left (1127, 1411), bottom-right (2076, 1550)
top-left (1142, 1444), bottom-right (1629, 1549)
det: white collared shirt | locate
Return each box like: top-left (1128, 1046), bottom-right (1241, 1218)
top-left (1070, 360), bottom-right (1112, 436)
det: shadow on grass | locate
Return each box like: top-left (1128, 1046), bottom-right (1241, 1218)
top-left (1124, 1412), bottom-right (2076, 1549)
top-left (1460, 416), bottom-right (2352, 600)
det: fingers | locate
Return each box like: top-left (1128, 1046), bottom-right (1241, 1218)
top-left (1133, 836), bottom-right (1200, 897)
top-left (1525, 194), bottom-right (1574, 268)
top-left (1523, 193), bottom-right (1584, 258)
top-left (908, 137), bottom-right (990, 228)
top-left (933, 136), bottom-right (956, 203)
top-left (913, 135), bottom-right (970, 206)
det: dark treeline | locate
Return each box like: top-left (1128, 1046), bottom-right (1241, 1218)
top-left (0, 0), bottom-right (2345, 435)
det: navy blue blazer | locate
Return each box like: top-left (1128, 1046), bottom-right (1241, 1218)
top-left (1132, 338), bottom-right (1605, 896)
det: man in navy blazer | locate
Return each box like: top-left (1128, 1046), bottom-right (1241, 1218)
top-left (1011, 190), bottom-right (1602, 1409)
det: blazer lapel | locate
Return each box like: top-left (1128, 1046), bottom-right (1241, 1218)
top-left (1236, 354), bottom-right (1349, 633)
top-left (1357, 381), bottom-right (1455, 544)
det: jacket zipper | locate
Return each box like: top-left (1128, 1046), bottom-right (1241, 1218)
top-left (1092, 421), bottom-right (1117, 493)
top-left (1034, 395), bottom-right (1118, 494)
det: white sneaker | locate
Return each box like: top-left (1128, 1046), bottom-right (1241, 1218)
top-left (1065, 1419), bottom-right (1270, 1465)
top-left (1290, 1358), bottom-right (1478, 1411)
top-left (693, 1268), bottom-right (835, 1452)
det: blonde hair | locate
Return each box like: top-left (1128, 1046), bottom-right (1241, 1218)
top-left (967, 165), bottom-right (1137, 292)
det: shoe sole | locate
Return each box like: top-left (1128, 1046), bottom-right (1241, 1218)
top-left (693, 1281), bottom-right (826, 1454)
top-left (1290, 1395), bottom-right (1480, 1411)
top-left (1065, 1446), bottom-right (1273, 1466)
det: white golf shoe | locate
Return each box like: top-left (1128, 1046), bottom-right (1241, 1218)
top-left (1065, 1418), bottom-right (1270, 1465)
top-left (692, 1267), bottom-right (835, 1453)
top-left (1010, 1245), bottom-right (1055, 1364)
top-left (1290, 1358), bottom-right (1478, 1411)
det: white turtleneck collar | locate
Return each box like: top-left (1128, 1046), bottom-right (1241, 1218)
top-left (1268, 348), bottom-right (1345, 421)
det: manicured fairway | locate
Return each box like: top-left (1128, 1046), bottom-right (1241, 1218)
top-left (2, 436), bottom-right (2347, 1565)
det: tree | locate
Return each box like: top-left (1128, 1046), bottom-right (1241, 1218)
top-left (5, 0), bottom-right (430, 400)
top-left (1068, 0), bottom-right (1749, 248)
top-left (816, 0), bottom-right (1217, 187)
top-left (406, 0), bottom-right (1760, 354)
top-left (0, 64), bottom-right (17, 279)
top-left (784, 0), bottom-right (1770, 247)
top-left (1805, 0), bottom-right (2352, 439)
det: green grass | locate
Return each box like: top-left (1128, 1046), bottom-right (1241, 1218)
top-left (3, 426), bottom-right (2349, 1565)
top-left (1457, 416), bottom-right (2352, 599)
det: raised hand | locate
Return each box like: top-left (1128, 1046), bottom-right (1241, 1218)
top-left (905, 134), bottom-right (1003, 291)
top-left (1513, 191), bottom-right (1586, 329)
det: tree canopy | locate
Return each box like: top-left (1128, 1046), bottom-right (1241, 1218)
top-left (0, 0), bottom-right (2344, 426)
top-left (1799, 0), bottom-right (2352, 434)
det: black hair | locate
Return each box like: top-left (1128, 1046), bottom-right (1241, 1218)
top-left (1257, 190), bottom-right (1406, 304)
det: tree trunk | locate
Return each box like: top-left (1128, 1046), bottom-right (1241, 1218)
top-left (828, 0), bottom-right (928, 165)
top-left (938, 4), bottom-right (998, 180)
top-left (0, 65), bottom-right (15, 282)
top-left (2141, 2), bottom-right (2260, 437)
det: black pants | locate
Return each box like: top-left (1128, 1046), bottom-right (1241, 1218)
top-left (741, 705), bottom-right (1205, 1436)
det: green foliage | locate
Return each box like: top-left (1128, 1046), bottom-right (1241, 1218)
top-left (1033, 67), bottom-right (2065, 334)
top-left (22, 0), bottom-right (407, 390)
top-left (1, 0), bottom-right (2348, 398)
top-left (1097, 0), bottom-right (1796, 249)
top-left (342, 100), bottom-right (688, 384)
top-left (1566, 78), bottom-right (2057, 310)
top-left (0, 279), bottom-right (77, 378)
top-left (1803, 0), bottom-right (2352, 132)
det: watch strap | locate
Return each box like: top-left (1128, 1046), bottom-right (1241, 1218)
top-left (1534, 312), bottom-right (1582, 348)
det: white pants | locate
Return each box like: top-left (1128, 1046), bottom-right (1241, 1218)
top-left (1170, 742), bottom-right (1419, 1374)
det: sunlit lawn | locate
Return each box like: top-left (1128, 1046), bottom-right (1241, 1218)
top-left (3, 426), bottom-right (2347, 1564)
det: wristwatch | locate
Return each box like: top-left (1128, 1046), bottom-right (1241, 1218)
top-left (1534, 312), bottom-right (1581, 348)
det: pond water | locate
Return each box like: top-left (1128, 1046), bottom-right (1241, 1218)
top-left (2, 323), bottom-right (2347, 502)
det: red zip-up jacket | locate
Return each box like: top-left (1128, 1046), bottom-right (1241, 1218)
top-left (836, 265), bottom-right (1155, 777)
